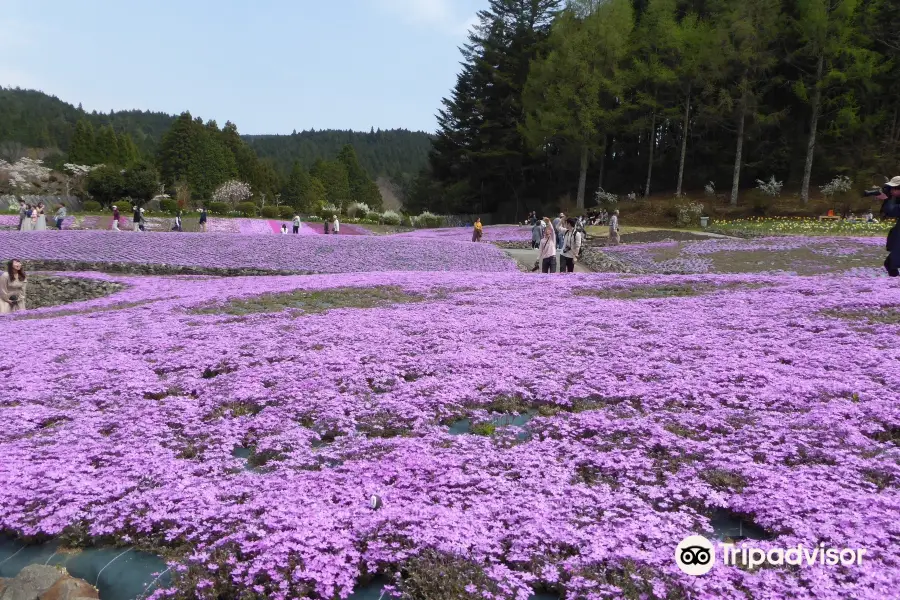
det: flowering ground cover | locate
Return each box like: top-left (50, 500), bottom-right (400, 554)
top-left (303, 222), bottom-right (373, 236)
top-left (394, 225), bottom-right (532, 243)
top-left (603, 236), bottom-right (890, 276)
top-left (711, 217), bottom-right (893, 237)
top-left (1, 270), bottom-right (898, 599)
top-left (0, 231), bottom-right (517, 274)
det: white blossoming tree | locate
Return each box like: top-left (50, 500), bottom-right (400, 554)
top-left (755, 176), bottom-right (783, 197)
top-left (212, 180), bottom-right (252, 209)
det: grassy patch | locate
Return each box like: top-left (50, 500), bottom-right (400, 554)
top-left (822, 306), bottom-right (900, 325)
top-left (701, 469), bottom-right (749, 493)
top-left (192, 285), bottom-right (424, 316)
top-left (574, 282), bottom-right (759, 300)
top-left (15, 300), bottom-right (157, 320)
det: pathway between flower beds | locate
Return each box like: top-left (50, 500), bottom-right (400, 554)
top-left (1, 270), bottom-right (898, 599)
top-left (0, 231), bottom-right (517, 274)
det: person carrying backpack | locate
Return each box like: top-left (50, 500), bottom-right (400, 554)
top-left (561, 218), bottom-right (583, 273)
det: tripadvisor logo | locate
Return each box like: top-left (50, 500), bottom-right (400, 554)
top-left (675, 535), bottom-right (867, 576)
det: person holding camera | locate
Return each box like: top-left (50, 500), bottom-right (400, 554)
top-left (561, 218), bottom-right (583, 273)
top-left (0, 260), bottom-right (26, 314)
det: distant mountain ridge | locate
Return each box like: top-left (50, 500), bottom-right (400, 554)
top-left (0, 87), bottom-right (432, 179)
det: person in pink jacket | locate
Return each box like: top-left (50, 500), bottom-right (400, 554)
top-left (537, 217), bottom-right (557, 273)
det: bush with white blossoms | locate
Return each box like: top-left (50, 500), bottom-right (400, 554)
top-left (346, 202), bottom-right (371, 219)
top-left (820, 175), bottom-right (853, 199)
top-left (63, 164), bottom-right (101, 178)
top-left (212, 180), bottom-right (252, 208)
top-left (381, 210), bottom-right (402, 226)
top-left (0, 158), bottom-right (52, 190)
top-left (756, 176), bottom-right (783, 197)
top-left (594, 189), bottom-right (618, 206)
top-left (704, 182), bottom-right (716, 197)
top-left (676, 201), bottom-right (704, 227)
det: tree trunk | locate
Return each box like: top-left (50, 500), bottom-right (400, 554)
top-left (800, 55), bottom-right (824, 206)
top-left (730, 95), bottom-right (746, 207)
top-left (597, 135), bottom-right (609, 192)
top-left (644, 111), bottom-right (657, 199)
top-left (676, 84), bottom-right (692, 198)
top-left (576, 144), bottom-right (589, 210)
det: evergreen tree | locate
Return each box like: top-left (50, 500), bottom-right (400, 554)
top-left (123, 162), bottom-right (160, 204)
top-left (119, 133), bottom-right (140, 167)
top-left (524, 0), bottom-right (634, 209)
top-left (304, 177), bottom-right (328, 213)
top-left (95, 125), bottom-right (121, 165)
top-left (158, 112), bottom-right (196, 185)
top-left (69, 119), bottom-right (97, 165)
top-left (310, 159), bottom-right (351, 207)
top-left (338, 144), bottom-right (383, 210)
top-left (283, 161), bottom-right (311, 209)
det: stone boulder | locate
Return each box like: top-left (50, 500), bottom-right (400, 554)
top-left (0, 566), bottom-right (98, 600)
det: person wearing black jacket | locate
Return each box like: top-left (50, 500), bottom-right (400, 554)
top-left (881, 177), bottom-right (900, 276)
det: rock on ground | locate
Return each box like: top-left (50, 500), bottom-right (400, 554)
top-left (0, 566), bottom-right (98, 600)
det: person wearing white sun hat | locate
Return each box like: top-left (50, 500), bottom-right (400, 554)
top-left (879, 177), bottom-right (900, 276)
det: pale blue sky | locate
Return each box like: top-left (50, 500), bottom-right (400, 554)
top-left (0, 0), bottom-right (485, 134)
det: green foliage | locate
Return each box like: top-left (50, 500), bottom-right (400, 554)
top-left (311, 159), bottom-right (350, 208)
top-left (159, 198), bottom-right (178, 214)
top-left (115, 200), bottom-right (133, 214)
top-left (123, 162), bottom-right (159, 203)
top-left (86, 165), bottom-right (125, 207)
top-left (318, 204), bottom-right (340, 220)
top-left (414, 211), bottom-right (445, 228)
top-left (282, 161), bottom-right (310, 209)
top-left (81, 200), bottom-right (102, 213)
top-left (365, 210), bottom-right (382, 222)
top-left (345, 202), bottom-right (371, 218)
top-left (207, 201), bottom-right (229, 215)
top-left (68, 119), bottom-right (97, 165)
top-left (95, 125), bottom-right (120, 165)
top-left (279, 206), bottom-right (295, 219)
top-left (338, 144), bottom-right (383, 210)
top-left (261, 206), bottom-right (280, 219)
top-left (381, 210), bottom-right (402, 226)
top-left (236, 202), bottom-right (257, 217)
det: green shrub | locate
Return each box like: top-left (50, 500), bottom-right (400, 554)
top-left (319, 204), bottom-right (340, 221)
top-left (82, 200), bottom-right (102, 213)
top-left (237, 202), bottom-right (258, 217)
top-left (418, 211), bottom-right (445, 228)
top-left (261, 206), bottom-right (280, 219)
top-left (346, 202), bottom-right (371, 219)
top-left (279, 206), bottom-right (295, 219)
top-left (207, 201), bottom-right (229, 215)
top-left (365, 210), bottom-right (382, 222)
top-left (159, 198), bottom-right (178, 214)
top-left (381, 210), bottom-right (402, 226)
top-left (115, 200), bottom-right (133, 215)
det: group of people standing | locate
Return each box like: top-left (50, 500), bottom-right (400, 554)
top-left (18, 203), bottom-right (57, 231)
top-left (532, 215), bottom-right (584, 273)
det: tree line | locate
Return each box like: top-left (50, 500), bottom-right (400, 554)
top-left (0, 87), bottom-right (431, 183)
top-left (406, 0), bottom-right (900, 220)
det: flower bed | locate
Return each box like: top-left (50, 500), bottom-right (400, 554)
top-left (602, 236), bottom-right (890, 276)
top-left (0, 231), bottom-right (518, 274)
top-left (0, 271), bottom-right (897, 599)
top-left (394, 225), bottom-right (532, 242)
top-left (711, 216), bottom-right (893, 237)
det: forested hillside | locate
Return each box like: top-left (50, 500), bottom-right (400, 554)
top-left (0, 88), bottom-right (431, 180)
top-left (245, 129), bottom-right (432, 180)
top-left (408, 0), bottom-right (900, 219)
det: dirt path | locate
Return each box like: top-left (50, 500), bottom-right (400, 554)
top-left (504, 248), bottom-right (592, 273)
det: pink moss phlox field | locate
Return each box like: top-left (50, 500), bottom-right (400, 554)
top-left (395, 225), bottom-right (532, 242)
top-left (0, 231), bottom-right (517, 273)
top-left (302, 222), bottom-right (372, 236)
top-left (1, 271), bottom-right (898, 600)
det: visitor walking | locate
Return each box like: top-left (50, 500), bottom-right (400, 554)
top-left (472, 218), bottom-right (483, 242)
top-left (332, 215), bottom-right (340, 235)
top-left (561, 218), bottom-right (583, 273)
top-left (17, 203), bottom-right (25, 231)
top-left (531, 219), bottom-right (542, 249)
top-left (292, 214), bottom-right (301, 234)
top-left (132, 205), bottom-right (141, 231)
top-left (55, 204), bottom-right (67, 230)
top-left (20, 204), bottom-right (33, 232)
top-left (111, 206), bottom-right (120, 231)
top-left (609, 210), bottom-right (621, 246)
top-left (0, 259), bottom-right (26, 314)
top-left (34, 203), bottom-right (47, 230)
top-left (538, 218), bottom-right (558, 274)
top-left (137, 208), bottom-right (146, 232)
top-left (199, 207), bottom-right (208, 232)
top-left (881, 177), bottom-right (900, 276)
top-left (324, 219), bottom-right (330, 234)
top-left (555, 213), bottom-right (566, 250)
top-left (173, 211), bottom-right (183, 232)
